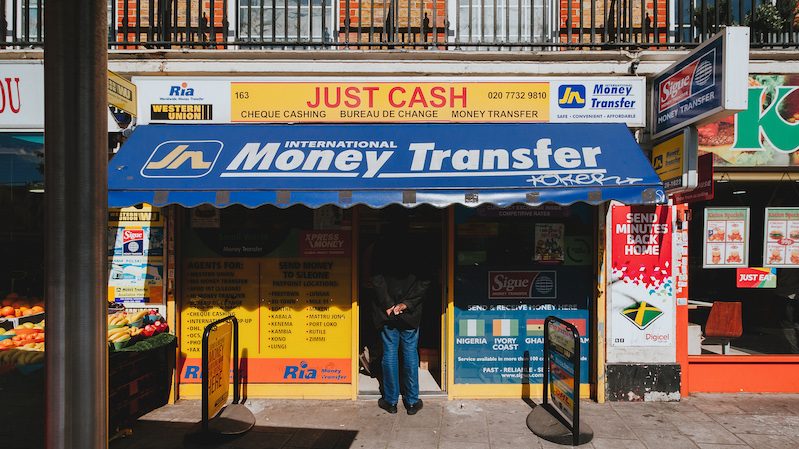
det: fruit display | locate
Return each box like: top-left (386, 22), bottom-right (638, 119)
top-left (107, 309), bottom-right (169, 349)
top-left (0, 320), bottom-right (45, 371)
top-left (0, 348), bottom-right (45, 368)
top-left (0, 321), bottom-right (45, 351)
top-left (1, 293), bottom-right (44, 319)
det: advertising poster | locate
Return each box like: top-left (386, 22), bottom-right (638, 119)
top-left (698, 75), bottom-right (799, 168)
top-left (763, 208), bottom-right (799, 267)
top-left (610, 206), bottom-right (674, 347)
top-left (191, 205), bottom-right (221, 228)
top-left (703, 208), bottom-right (749, 268)
top-left (534, 223), bottom-right (565, 263)
top-left (206, 320), bottom-right (232, 418)
top-left (179, 225), bottom-right (352, 385)
top-left (736, 268), bottom-right (777, 288)
top-left (108, 204), bottom-right (165, 304)
top-left (454, 308), bottom-right (588, 385)
top-left (454, 262), bottom-right (590, 384)
top-left (453, 204), bottom-right (593, 385)
top-left (547, 320), bottom-right (578, 425)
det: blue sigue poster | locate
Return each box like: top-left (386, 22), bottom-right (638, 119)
top-left (454, 307), bottom-right (588, 384)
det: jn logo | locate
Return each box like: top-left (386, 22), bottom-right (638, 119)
top-left (141, 140), bottom-right (223, 178)
top-left (653, 155), bottom-right (664, 170)
top-left (558, 85), bottom-right (586, 108)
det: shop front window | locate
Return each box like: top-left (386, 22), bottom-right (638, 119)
top-left (0, 133), bottom-right (45, 448)
top-left (452, 203), bottom-right (594, 385)
top-left (179, 204), bottom-right (353, 389)
top-left (689, 181), bottom-right (799, 355)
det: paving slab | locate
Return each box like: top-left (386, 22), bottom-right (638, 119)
top-left (107, 394), bottom-right (799, 449)
top-left (676, 421), bottom-right (746, 445)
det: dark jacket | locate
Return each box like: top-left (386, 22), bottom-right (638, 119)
top-left (370, 273), bottom-right (430, 329)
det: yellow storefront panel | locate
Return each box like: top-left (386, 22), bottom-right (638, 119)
top-left (231, 81), bottom-right (550, 123)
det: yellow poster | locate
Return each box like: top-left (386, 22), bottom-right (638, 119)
top-left (231, 81), bottom-right (550, 123)
top-left (206, 320), bottom-right (232, 419)
top-left (181, 259), bottom-right (260, 360)
top-left (180, 231), bottom-right (352, 384)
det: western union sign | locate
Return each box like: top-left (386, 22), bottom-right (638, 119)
top-left (151, 104), bottom-right (213, 121)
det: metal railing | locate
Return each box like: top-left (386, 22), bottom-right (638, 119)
top-left (1, 0), bottom-right (797, 50)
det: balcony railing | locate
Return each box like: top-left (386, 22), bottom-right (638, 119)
top-left (1, 0), bottom-right (797, 50)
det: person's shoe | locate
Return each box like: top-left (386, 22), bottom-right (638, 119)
top-left (378, 398), bottom-right (397, 414)
top-left (406, 399), bottom-right (424, 415)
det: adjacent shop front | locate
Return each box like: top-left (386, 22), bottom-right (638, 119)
top-left (679, 74), bottom-right (799, 393)
top-left (108, 76), bottom-right (667, 400)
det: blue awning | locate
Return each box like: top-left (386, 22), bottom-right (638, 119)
top-left (109, 123), bottom-right (665, 209)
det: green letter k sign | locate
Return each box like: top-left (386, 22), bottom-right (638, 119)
top-left (732, 87), bottom-right (799, 153)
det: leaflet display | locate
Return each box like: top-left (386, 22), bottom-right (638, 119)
top-left (703, 208), bottom-right (749, 268)
top-left (764, 208), bottom-right (799, 267)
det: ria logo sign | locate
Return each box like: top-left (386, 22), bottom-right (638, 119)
top-left (558, 85), bottom-right (586, 108)
top-left (169, 81), bottom-right (196, 97)
top-left (141, 140), bottom-right (223, 178)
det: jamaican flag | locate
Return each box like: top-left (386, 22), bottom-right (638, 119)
top-left (621, 301), bottom-right (663, 330)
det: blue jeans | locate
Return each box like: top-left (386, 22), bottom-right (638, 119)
top-left (380, 324), bottom-right (419, 406)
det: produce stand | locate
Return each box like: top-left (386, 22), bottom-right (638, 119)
top-left (109, 333), bottom-right (177, 434)
top-left (0, 331), bottom-right (176, 446)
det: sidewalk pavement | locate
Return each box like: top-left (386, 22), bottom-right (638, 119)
top-left (111, 394), bottom-right (799, 449)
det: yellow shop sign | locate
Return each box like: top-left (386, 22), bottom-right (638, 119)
top-left (231, 80), bottom-right (550, 123)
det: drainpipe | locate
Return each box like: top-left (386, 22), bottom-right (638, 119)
top-left (44, 0), bottom-right (108, 448)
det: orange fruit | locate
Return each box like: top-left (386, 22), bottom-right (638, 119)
top-left (14, 309), bottom-right (22, 317)
top-left (31, 306), bottom-right (44, 314)
top-left (22, 309), bottom-right (33, 316)
top-left (0, 306), bottom-right (13, 316)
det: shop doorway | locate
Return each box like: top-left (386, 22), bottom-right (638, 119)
top-left (357, 205), bottom-right (446, 395)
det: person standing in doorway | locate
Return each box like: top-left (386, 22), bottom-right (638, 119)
top-left (369, 210), bottom-right (430, 415)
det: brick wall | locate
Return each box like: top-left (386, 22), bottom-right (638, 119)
top-left (338, 0), bottom-right (447, 46)
top-left (114, 0), bottom-right (226, 45)
top-left (559, 0), bottom-right (669, 44)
